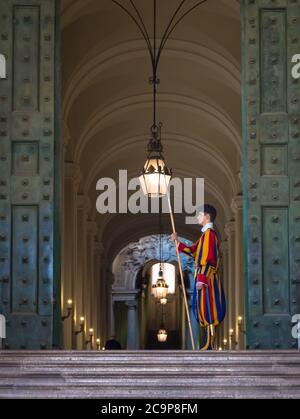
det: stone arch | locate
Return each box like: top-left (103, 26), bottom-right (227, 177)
top-left (112, 234), bottom-right (195, 293)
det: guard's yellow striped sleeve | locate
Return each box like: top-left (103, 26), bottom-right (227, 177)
top-left (196, 230), bottom-right (218, 286)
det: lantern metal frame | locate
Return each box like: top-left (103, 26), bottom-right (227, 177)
top-left (61, 299), bottom-right (73, 322)
top-left (152, 200), bottom-right (169, 301)
top-left (157, 302), bottom-right (168, 343)
top-left (157, 328), bottom-right (168, 343)
top-left (139, 123), bottom-right (172, 198)
top-left (152, 275), bottom-right (169, 300)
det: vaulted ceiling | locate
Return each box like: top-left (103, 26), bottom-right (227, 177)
top-left (61, 0), bottom-right (242, 262)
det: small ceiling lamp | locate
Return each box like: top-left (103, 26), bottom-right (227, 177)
top-left (152, 190), bottom-right (169, 300)
top-left (157, 328), bottom-right (168, 343)
top-left (152, 269), bottom-right (169, 300)
top-left (157, 303), bottom-right (168, 343)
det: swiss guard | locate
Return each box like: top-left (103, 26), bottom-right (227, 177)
top-left (171, 204), bottom-right (226, 350)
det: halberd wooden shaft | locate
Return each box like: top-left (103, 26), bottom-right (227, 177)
top-left (164, 184), bottom-right (196, 351)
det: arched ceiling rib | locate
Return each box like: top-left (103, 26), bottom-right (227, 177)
top-left (61, 0), bottom-right (241, 31)
top-left (85, 133), bottom-right (237, 195)
top-left (74, 93), bottom-right (241, 162)
top-left (62, 39), bottom-right (240, 119)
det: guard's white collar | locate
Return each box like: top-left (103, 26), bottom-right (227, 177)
top-left (201, 222), bottom-right (214, 233)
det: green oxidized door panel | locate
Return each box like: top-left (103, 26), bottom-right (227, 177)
top-left (242, 0), bottom-right (300, 349)
top-left (0, 0), bottom-right (60, 349)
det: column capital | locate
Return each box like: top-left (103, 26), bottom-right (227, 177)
top-left (77, 194), bottom-right (91, 212)
top-left (93, 240), bottom-right (104, 255)
top-left (125, 301), bottom-right (137, 310)
top-left (86, 221), bottom-right (98, 235)
top-left (113, 291), bottom-right (139, 302)
top-left (225, 221), bottom-right (235, 237)
top-left (231, 195), bottom-right (243, 214)
top-left (64, 162), bottom-right (82, 185)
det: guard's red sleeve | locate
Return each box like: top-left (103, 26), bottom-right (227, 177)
top-left (196, 230), bottom-right (218, 286)
top-left (177, 240), bottom-right (199, 259)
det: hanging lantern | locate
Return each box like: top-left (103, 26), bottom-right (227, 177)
top-left (139, 156), bottom-right (172, 198)
top-left (139, 124), bottom-right (172, 198)
top-left (157, 328), bottom-right (168, 343)
top-left (152, 269), bottom-right (169, 299)
top-left (152, 278), bottom-right (168, 299)
top-left (157, 277), bottom-right (167, 343)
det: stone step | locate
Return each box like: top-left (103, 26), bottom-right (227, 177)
top-left (0, 351), bottom-right (300, 399)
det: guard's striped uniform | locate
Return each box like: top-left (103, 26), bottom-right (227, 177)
top-left (178, 228), bottom-right (226, 350)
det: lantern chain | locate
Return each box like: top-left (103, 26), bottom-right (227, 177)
top-left (111, 0), bottom-right (209, 150)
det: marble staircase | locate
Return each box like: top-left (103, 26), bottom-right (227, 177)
top-left (0, 350), bottom-right (300, 399)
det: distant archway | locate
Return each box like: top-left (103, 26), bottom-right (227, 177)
top-left (112, 235), bottom-right (196, 349)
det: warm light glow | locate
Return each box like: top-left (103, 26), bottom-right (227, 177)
top-left (67, 299), bottom-right (73, 308)
top-left (152, 278), bottom-right (168, 299)
top-left (102, 347), bottom-right (106, 351)
top-left (157, 328), bottom-right (168, 343)
top-left (223, 339), bottom-right (228, 345)
top-left (160, 298), bottom-right (168, 305)
top-left (139, 158), bottom-right (171, 198)
top-left (96, 339), bottom-right (101, 351)
top-left (80, 317), bottom-right (85, 324)
top-left (238, 316), bottom-right (243, 325)
top-left (229, 329), bottom-right (234, 336)
top-left (151, 263), bottom-right (175, 295)
top-left (218, 347), bottom-right (223, 351)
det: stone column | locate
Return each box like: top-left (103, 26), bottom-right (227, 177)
top-left (231, 195), bottom-right (244, 350)
top-left (93, 240), bottom-right (103, 347)
top-left (225, 221), bottom-right (236, 350)
top-left (108, 270), bottom-right (116, 342)
top-left (135, 300), bottom-right (140, 350)
top-left (98, 244), bottom-right (105, 346)
top-left (74, 195), bottom-right (90, 349)
top-left (85, 221), bottom-right (97, 349)
top-left (126, 301), bottom-right (138, 350)
top-left (62, 162), bottom-right (81, 350)
top-left (110, 294), bottom-right (116, 340)
top-left (101, 257), bottom-right (109, 345)
top-left (140, 286), bottom-right (147, 349)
